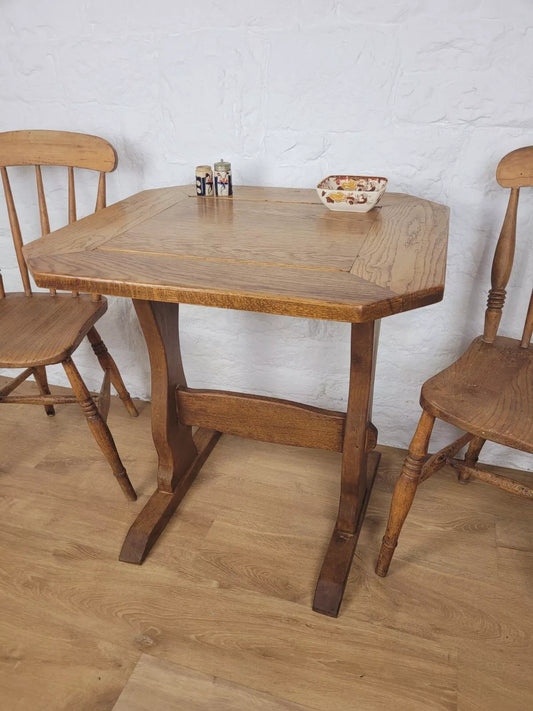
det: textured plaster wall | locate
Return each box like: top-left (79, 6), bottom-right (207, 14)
top-left (1, 0), bottom-right (532, 470)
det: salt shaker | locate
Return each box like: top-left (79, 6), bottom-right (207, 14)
top-left (195, 165), bottom-right (213, 197)
top-left (214, 159), bottom-right (232, 197)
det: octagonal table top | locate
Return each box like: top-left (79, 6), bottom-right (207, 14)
top-left (24, 185), bottom-right (449, 322)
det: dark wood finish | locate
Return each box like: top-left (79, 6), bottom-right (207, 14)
top-left (377, 146), bottom-right (533, 578)
top-left (0, 130), bottom-right (137, 500)
top-left (119, 427), bottom-right (221, 564)
top-left (313, 321), bottom-right (380, 616)
top-left (24, 183), bottom-right (449, 614)
top-left (177, 387), bottom-right (346, 451)
top-left (132, 300), bottom-right (198, 492)
top-left (313, 451), bottom-right (380, 617)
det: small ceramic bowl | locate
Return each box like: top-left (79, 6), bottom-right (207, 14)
top-left (316, 175), bottom-right (388, 212)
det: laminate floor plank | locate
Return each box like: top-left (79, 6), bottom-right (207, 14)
top-left (112, 654), bottom-right (320, 711)
top-left (0, 377), bottom-right (531, 710)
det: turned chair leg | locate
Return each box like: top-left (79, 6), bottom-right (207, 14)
top-left (33, 366), bottom-right (55, 416)
top-left (87, 327), bottom-right (138, 417)
top-left (376, 410), bottom-right (435, 577)
top-left (62, 357), bottom-right (137, 501)
top-left (459, 436), bottom-right (486, 483)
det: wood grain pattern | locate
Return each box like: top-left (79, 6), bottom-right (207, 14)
top-left (0, 385), bottom-right (531, 711)
top-left (421, 335), bottom-right (533, 453)
top-left (497, 145), bottom-right (533, 187)
top-left (350, 193), bottom-right (449, 295)
top-left (119, 427), bottom-right (221, 564)
top-left (313, 322), bottom-right (380, 616)
top-left (21, 183), bottom-right (449, 617)
top-left (376, 410), bottom-right (435, 577)
top-left (1, 165), bottom-right (32, 295)
top-left (0, 129), bottom-right (117, 171)
top-left (0, 129), bottom-right (137, 499)
top-left (112, 655), bottom-right (315, 711)
top-left (377, 147), bottom-right (533, 577)
top-left (483, 187), bottom-right (518, 342)
top-left (24, 186), bottom-right (449, 323)
top-left (0, 293), bottom-right (106, 367)
top-left (132, 300), bottom-right (198, 492)
top-left (177, 387), bottom-right (346, 451)
top-left (520, 289), bottom-right (533, 348)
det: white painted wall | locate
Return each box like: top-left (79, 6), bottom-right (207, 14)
top-left (1, 0), bottom-right (532, 470)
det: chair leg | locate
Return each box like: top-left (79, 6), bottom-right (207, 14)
top-left (376, 410), bottom-right (435, 577)
top-left (459, 436), bottom-right (486, 483)
top-left (33, 366), bottom-right (55, 416)
top-left (62, 357), bottom-right (137, 501)
top-left (87, 327), bottom-right (138, 417)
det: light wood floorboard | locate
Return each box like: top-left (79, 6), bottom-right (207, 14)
top-left (112, 654), bottom-right (315, 710)
top-left (0, 376), bottom-right (531, 710)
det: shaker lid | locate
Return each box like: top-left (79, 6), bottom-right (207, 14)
top-left (214, 158), bottom-right (231, 171)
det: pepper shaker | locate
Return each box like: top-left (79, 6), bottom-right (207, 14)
top-left (214, 159), bottom-right (232, 197)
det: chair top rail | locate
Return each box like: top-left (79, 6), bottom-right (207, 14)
top-left (497, 146), bottom-right (533, 188)
top-left (0, 130), bottom-right (117, 173)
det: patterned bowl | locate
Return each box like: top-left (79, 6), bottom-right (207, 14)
top-left (316, 175), bottom-right (388, 212)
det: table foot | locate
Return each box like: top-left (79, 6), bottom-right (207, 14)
top-left (313, 450), bottom-right (380, 617)
top-left (119, 428), bottom-right (221, 564)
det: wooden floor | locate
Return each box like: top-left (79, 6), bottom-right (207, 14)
top-left (0, 378), bottom-right (531, 711)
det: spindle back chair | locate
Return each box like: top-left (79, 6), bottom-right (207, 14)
top-left (376, 146), bottom-right (533, 577)
top-left (0, 130), bottom-right (137, 501)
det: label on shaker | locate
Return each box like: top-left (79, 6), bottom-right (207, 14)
top-left (214, 159), bottom-right (232, 197)
top-left (196, 165), bottom-right (213, 197)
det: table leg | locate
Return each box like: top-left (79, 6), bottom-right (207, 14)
top-left (313, 321), bottom-right (380, 617)
top-left (119, 300), bottom-right (220, 564)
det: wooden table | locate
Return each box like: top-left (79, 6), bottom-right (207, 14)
top-left (25, 185), bottom-right (448, 617)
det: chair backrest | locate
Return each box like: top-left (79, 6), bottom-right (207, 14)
top-left (483, 146), bottom-right (533, 347)
top-left (0, 130), bottom-right (117, 297)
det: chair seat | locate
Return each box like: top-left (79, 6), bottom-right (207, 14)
top-left (421, 335), bottom-right (533, 454)
top-left (0, 292), bottom-right (107, 367)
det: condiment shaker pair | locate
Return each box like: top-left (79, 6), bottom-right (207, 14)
top-left (196, 159), bottom-right (232, 198)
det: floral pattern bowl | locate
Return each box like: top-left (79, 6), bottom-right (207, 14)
top-left (316, 175), bottom-right (388, 212)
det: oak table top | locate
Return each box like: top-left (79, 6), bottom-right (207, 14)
top-left (24, 185), bottom-right (449, 618)
top-left (24, 185), bottom-right (448, 322)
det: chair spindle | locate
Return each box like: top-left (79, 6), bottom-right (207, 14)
top-left (520, 289), bottom-right (533, 348)
top-left (35, 165), bottom-right (57, 295)
top-left (0, 271), bottom-right (5, 298)
top-left (66, 166), bottom-right (80, 296)
top-left (0, 166), bottom-right (32, 296)
top-left (35, 165), bottom-right (50, 236)
top-left (96, 172), bottom-right (106, 211)
top-left (483, 187), bottom-right (519, 343)
top-left (68, 166), bottom-right (77, 224)
top-left (90, 171), bottom-right (106, 301)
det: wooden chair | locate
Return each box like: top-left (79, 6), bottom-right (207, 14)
top-left (376, 146), bottom-right (533, 577)
top-left (0, 130), bottom-right (138, 501)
